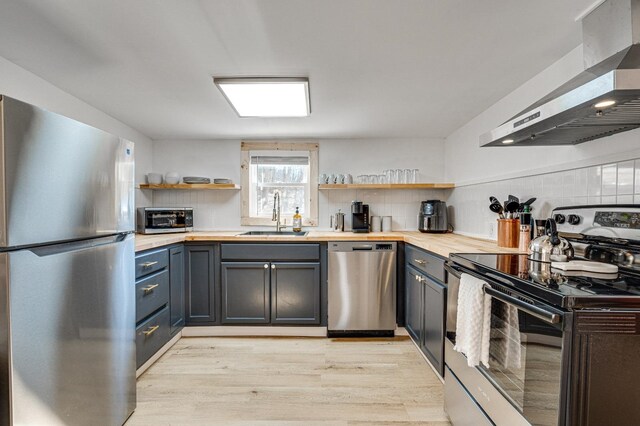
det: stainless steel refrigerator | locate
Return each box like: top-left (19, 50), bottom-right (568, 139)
top-left (0, 96), bottom-right (136, 425)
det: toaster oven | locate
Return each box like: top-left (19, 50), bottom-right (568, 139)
top-left (137, 207), bottom-right (193, 234)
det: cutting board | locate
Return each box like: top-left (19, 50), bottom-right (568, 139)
top-left (551, 260), bottom-right (618, 274)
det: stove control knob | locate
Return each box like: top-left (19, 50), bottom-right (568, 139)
top-left (568, 214), bottom-right (581, 225)
top-left (554, 214), bottom-right (566, 224)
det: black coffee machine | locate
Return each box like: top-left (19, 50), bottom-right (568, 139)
top-left (351, 201), bottom-right (370, 233)
top-left (418, 200), bottom-right (448, 233)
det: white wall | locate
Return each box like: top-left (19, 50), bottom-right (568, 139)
top-left (444, 46), bottom-right (640, 186)
top-left (150, 138), bottom-right (447, 230)
top-left (0, 55), bottom-right (154, 208)
top-left (443, 45), bottom-right (640, 239)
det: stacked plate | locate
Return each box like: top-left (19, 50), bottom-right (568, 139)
top-left (213, 178), bottom-right (233, 184)
top-left (183, 176), bottom-right (211, 184)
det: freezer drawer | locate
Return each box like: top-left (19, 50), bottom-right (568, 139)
top-left (0, 234), bottom-right (136, 426)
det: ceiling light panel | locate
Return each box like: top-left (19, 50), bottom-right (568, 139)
top-left (214, 77), bottom-right (310, 117)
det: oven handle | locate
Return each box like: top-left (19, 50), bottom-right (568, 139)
top-left (483, 286), bottom-right (561, 324)
top-left (445, 262), bottom-right (561, 325)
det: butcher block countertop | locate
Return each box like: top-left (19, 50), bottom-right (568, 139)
top-left (135, 231), bottom-right (521, 258)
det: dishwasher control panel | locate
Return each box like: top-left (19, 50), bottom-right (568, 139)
top-left (329, 241), bottom-right (397, 252)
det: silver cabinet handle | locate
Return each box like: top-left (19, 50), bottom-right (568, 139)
top-left (271, 264), bottom-right (276, 269)
top-left (143, 283), bottom-right (159, 294)
top-left (140, 261), bottom-right (158, 268)
top-left (414, 259), bottom-right (426, 265)
top-left (264, 263), bottom-right (269, 269)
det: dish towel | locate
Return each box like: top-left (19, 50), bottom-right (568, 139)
top-left (491, 303), bottom-right (522, 370)
top-left (454, 273), bottom-right (492, 368)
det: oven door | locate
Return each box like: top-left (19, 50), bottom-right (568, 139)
top-left (444, 262), bottom-right (568, 426)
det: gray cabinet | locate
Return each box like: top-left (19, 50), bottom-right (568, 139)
top-left (405, 265), bottom-right (423, 342)
top-left (221, 261), bottom-right (321, 325)
top-left (185, 245), bottom-right (218, 324)
top-left (404, 244), bottom-right (446, 377)
top-left (421, 274), bottom-right (445, 376)
top-left (219, 243), bottom-right (322, 326)
top-left (271, 262), bottom-right (320, 324)
top-left (221, 262), bottom-right (270, 324)
top-left (135, 246), bottom-right (178, 368)
top-left (169, 246), bottom-right (185, 334)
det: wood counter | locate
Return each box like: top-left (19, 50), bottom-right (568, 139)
top-left (135, 231), bottom-right (521, 258)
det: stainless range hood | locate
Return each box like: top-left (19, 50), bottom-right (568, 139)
top-left (481, 0), bottom-right (640, 147)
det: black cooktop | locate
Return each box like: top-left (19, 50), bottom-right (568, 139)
top-left (450, 253), bottom-right (640, 309)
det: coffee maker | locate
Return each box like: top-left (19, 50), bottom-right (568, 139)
top-left (351, 201), bottom-right (370, 233)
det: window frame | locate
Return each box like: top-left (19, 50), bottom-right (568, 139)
top-left (241, 141), bottom-right (318, 227)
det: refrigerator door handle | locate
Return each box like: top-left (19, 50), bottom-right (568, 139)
top-left (29, 233), bottom-right (132, 257)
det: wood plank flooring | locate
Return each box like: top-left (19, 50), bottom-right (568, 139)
top-left (126, 336), bottom-right (450, 425)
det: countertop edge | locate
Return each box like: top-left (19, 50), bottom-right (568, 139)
top-left (135, 231), bottom-right (521, 258)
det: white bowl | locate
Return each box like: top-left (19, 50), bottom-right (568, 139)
top-left (165, 172), bottom-right (180, 185)
top-left (147, 173), bottom-right (163, 184)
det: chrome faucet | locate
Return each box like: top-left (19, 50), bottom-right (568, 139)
top-left (272, 192), bottom-right (287, 232)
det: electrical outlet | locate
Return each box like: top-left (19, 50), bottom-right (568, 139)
top-left (487, 222), bottom-right (495, 239)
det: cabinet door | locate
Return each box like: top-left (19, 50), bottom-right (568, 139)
top-left (271, 262), bottom-right (320, 325)
top-left (405, 265), bottom-right (423, 344)
top-left (185, 245), bottom-right (217, 324)
top-left (169, 245), bottom-right (185, 334)
top-left (422, 275), bottom-right (446, 377)
top-left (221, 262), bottom-right (270, 324)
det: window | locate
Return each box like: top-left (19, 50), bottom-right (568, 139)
top-left (241, 141), bottom-right (318, 226)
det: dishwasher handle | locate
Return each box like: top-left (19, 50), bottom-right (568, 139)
top-left (351, 245), bottom-right (373, 251)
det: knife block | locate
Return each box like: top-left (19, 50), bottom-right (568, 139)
top-left (497, 219), bottom-right (520, 248)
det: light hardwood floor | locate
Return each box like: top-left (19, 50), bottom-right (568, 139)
top-left (126, 336), bottom-right (450, 425)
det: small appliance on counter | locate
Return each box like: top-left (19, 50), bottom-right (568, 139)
top-left (331, 210), bottom-right (345, 232)
top-left (137, 207), bottom-right (194, 234)
top-left (418, 200), bottom-right (448, 233)
top-left (351, 201), bottom-right (370, 233)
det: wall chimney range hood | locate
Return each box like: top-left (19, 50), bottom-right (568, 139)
top-left (481, 0), bottom-right (640, 147)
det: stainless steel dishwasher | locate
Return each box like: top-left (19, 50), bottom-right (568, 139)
top-left (328, 241), bottom-right (396, 336)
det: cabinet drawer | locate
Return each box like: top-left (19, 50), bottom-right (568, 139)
top-left (221, 244), bottom-right (320, 261)
top-left (135, 249), bottom-right (169, 279)
top-left (136, 305), bottom-right (171, 368)
top-left (406, 245), bottom-right (445, 282)
top-left (136, 269), bottom-right (170, 323)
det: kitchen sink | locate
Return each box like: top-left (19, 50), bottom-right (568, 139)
top-left (238, 231), bottom-right (308, 236)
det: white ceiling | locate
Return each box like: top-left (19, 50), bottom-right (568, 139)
top-left (0, 0), bottom-right (594, 140)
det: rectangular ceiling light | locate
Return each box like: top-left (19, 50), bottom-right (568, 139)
top-left (213, 77), bottom-right (310, 117)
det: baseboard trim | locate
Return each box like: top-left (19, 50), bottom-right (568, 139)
top-left (182, 326), bottom-right (329, 337)
top-left (136, 331), bottom-right (182, 378)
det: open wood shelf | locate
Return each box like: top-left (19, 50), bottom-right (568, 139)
top-left (139, 183), bottom-right (240, 190)
top-left (318, 183), bottom-right (454, 190)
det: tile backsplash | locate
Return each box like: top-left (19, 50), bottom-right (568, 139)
top-left (150, 187), bottom-right (448, 231)
top-left (320, 189), bottom-right (447, 231)
top-left (446, 158), bottom-right (640, 239)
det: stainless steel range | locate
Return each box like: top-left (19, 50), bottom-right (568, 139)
top-left (445, 205), bottom-right (640, 426)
